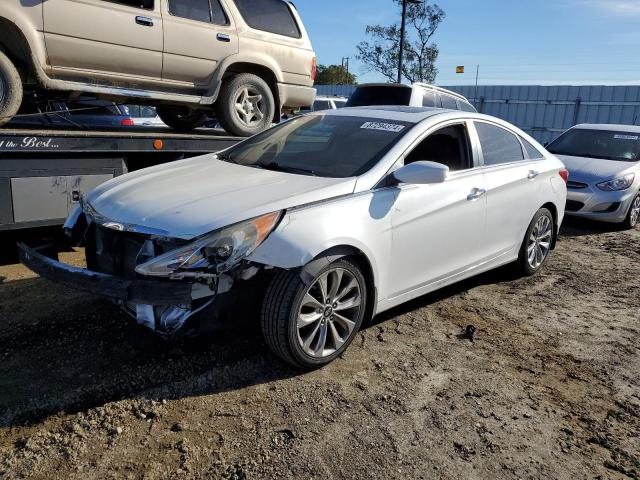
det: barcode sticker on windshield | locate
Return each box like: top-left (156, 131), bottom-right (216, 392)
top-left (614, 134), bottom-right (639, 140)
top-left (361, 122), bottom-right (406, 133)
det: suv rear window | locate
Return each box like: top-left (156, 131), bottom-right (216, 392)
top-left (346, 86), bottom-right (413, 107)
top-left (234, 0), bottom-right (301, 38)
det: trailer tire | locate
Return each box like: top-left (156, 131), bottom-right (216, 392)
top-left (0, 50), bottom-right (23, 127)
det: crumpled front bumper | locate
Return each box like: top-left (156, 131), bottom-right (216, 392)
top-left (18, 243), bottom-right (193, 306)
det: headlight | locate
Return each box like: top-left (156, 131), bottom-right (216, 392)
top-left (135, 212), bottom-right (281, 277)
top-left (597, 173), bottom-right (635, 191)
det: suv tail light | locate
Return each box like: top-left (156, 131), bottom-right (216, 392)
top-left (311, 57), bottom-right (317, 82)
top-left (120, 118), bottom-right (135, 127)
top-left (559, 169), bottom-right (569, 184)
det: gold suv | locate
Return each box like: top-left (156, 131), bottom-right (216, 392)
top-left (0, 0), bottom-right (317, 135)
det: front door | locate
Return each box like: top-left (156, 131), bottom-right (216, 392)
top-left (161, 0), bottom-right (238, 87)
top-left (388, 122), bottom-right (488, 300)
top-left (43, 0), bottom-right (163, 83)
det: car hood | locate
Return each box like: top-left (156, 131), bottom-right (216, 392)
top-left (557, 154), bottom-right (638, 184)
top-left (85, 155), bottom-right (356, 239)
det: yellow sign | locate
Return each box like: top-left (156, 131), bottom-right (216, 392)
top-left (456, 66), bottom-right (465, 74)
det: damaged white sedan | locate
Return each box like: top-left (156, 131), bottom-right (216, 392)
top-left (20, 106), bottom-right (568, 368)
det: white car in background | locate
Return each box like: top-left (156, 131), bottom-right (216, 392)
top-left (299, 96), bottom-right (348, 113)
top-left (547, 124), bottom-right (640, 229)
top-left (21, 107), bottom-right (567, 368)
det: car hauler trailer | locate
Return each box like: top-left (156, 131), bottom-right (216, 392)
top-left (0, 128), bottom-right (241, 232)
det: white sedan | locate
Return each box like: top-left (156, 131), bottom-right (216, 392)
top-left (21, 107), bottom-right (568, 368)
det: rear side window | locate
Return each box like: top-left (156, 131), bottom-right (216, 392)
top-left (346, 86), bottom-right (412, 107)
top-left (521, 137), bottom-right (545, 159)
top-left (440, 94), bottom-right (459, 110)
top-left (234, 0), bottom-right (301, 38)
top-left (105, 0), bottom-right (154, 10)
top-left (169, 0), bottom-right (228, 24)
top-left (475, 122), bottom-right (525, 165)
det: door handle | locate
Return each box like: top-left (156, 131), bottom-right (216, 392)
top-left (217, 33), bottom-right (231, 42)
top-left (136, 16), bottom-right (154, 27)
top-left (467, 188), bottom-right (487, 201)
top-left (527, 170), bottom-right (540, 180)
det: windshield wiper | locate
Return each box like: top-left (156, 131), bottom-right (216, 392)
top-left (261, 162), bottom-right (317, 176)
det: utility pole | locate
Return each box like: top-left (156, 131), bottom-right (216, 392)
top-left (342, 57), bottom-right (350, 84)
top-left (474, 64), bottom-right (480, 107)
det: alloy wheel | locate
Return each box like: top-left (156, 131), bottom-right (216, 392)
top-left (296, 268), bottom-right (362, 358)
top-left (630, 195), bottom-right (640, 227)
top-left (234, 87), bottom-right (265, 127)
top-left (527, 214), bottom-right (553, 269)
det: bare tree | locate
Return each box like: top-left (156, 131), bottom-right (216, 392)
top-left (356, 1), bottom-right (445, 84)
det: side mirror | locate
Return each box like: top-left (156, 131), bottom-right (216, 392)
top-left (393, 161), bottom-right (449, 185)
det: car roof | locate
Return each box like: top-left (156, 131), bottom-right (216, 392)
top-left (315, 105), bottom-right (491, 124)
top-left (572, 123), bottom-right (640, 134)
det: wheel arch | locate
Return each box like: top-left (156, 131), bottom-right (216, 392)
top-left (0, 17), bottom-right (36, 83)
top-left (299, 245), bottom-right (378, 322)
top-left (222, 62), bottom-right (281, 122)
top-left (540, 201), bottom-right (559, 249)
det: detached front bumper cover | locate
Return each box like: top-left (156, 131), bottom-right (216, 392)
top-left (18, 243), bottom-right (192, 306)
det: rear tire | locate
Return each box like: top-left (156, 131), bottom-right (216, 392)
top-left (261, 258), bottom-right (367, 369)
top-left (515, 208), bottom-right (555, 276)
top-left (622, 193), bottom-right (640, 230)
top-left (156, 106), bottom-right (207, 131)
top-left (216, 73), bottom-right (275, 137)
top-left (0, 50), bottom-right (23, 127)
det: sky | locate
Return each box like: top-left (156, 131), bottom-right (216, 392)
top-left (294, 0), bottom-right (640, 86)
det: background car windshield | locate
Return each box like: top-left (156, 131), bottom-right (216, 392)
top-left (226, 115), bottom-right (412, 177)
top-left (346, 87), bottom-right (413, 107)
top-left (547, 129), bottom-right (640, 162)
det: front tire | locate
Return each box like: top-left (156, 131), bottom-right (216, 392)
top-left (622, 193), bottom-right (640, 230)
top-left (261, 258), bottom-right (367, 369)
top-left (516, 208), bottom-right (555, 276)
top-left (0, 51), bottom-right (23, 127)
top-left (156, 106), bottom-right (207, 131)
top-left (216, 73), bottom-right (275, 137)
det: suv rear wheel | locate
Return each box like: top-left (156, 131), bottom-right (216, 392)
top-left (0, 51), bottom-right (23, 127)
top-left (217, 73), bottom-right (275, 137)
top-left (156, 106), bottom-right (207, 132)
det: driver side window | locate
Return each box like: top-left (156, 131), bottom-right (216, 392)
top-left (405, 124), bottom-right (473, 171)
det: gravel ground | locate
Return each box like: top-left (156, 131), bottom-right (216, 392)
top-left (0, 218), bottom-right (638, 480)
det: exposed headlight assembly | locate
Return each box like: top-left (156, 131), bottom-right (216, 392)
top-left (597, 173), bottom-right (635, 191)
top-left (135, 212), bottom-right (281, 278)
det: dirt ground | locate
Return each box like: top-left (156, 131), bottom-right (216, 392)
top-left (0, 218), bottom-right (638, 480)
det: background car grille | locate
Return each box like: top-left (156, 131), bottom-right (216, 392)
top-left (567, 181), bottom-right (588, 189)
top-left (565, 200), bottom-right (585, 212)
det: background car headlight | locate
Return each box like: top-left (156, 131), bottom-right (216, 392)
top-left (135, 212), bottom-right (281, 277)
top-left (596, 173), bottom-right (635, 191)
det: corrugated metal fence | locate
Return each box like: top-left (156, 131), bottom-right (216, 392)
top-left (316, 84), bottom-right (640, 144)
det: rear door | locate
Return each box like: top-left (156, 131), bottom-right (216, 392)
top-left (472, 121), bottom-right (547, 258)
top-left (161, 0), bottom-right (238, 86)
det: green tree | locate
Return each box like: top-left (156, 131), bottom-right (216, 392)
top-left (315, 64), bottom-right (357, 85)
top-left (356, 1), bottom-right (445, 84)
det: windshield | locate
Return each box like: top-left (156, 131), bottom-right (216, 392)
top-left (346, 86), bottom-right (413, 107)
top-left (547, 129), bottom-right (640, 162)
top-left (222, 114), bottom-right (413, 178)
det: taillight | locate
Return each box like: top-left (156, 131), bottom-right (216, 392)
top-left (120, 118), bottom-right (134, 126)
top-left (311, 57), bottom-right (317, 82)
top-left (559, 169), bottom-right (569, 183)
